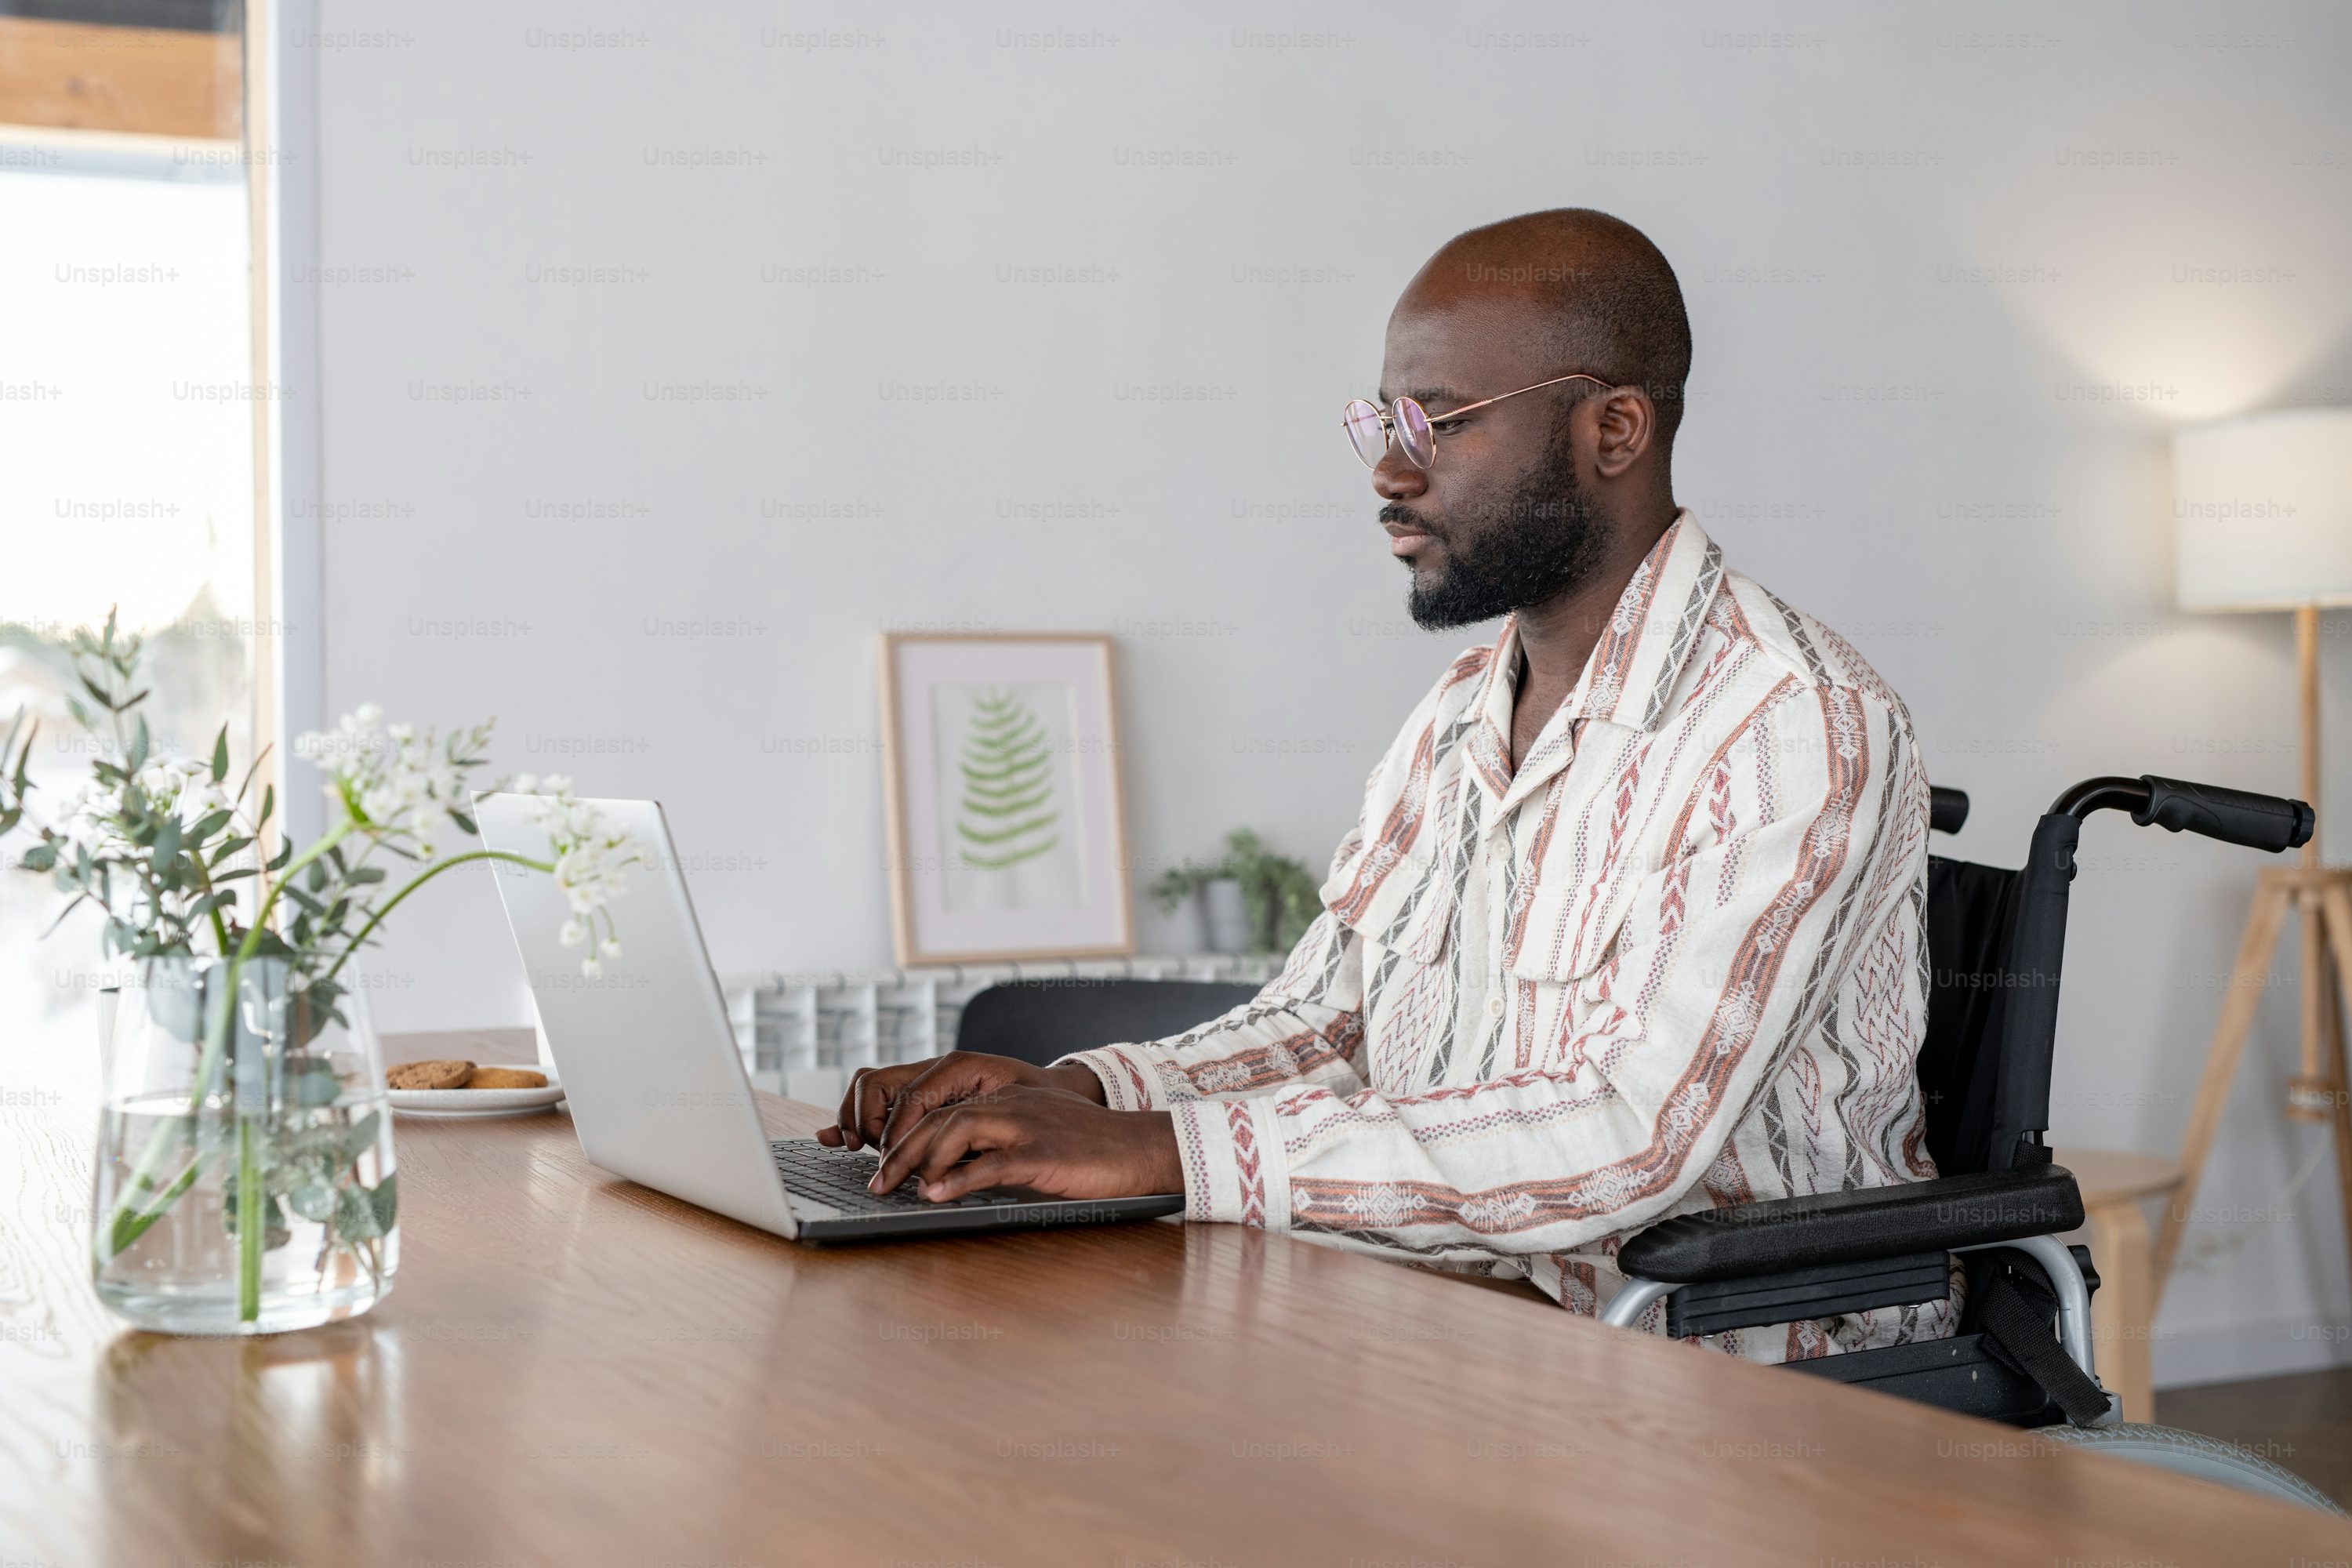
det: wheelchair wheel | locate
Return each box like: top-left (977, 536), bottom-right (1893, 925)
top-left (2040, 1423), bottom-right (2345, 1514)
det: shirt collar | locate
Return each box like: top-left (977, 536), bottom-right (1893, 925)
top-left (1462, 510), bottom-right (1726, 806)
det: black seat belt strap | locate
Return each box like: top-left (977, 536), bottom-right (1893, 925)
top-left (1974, 1262), bottom-right (2111, 1428)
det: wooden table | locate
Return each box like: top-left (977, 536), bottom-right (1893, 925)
top-left (2054, 1145), bottom-right (2187, 1426)
top-left (4, 1033), bottom-right (2348, 1566)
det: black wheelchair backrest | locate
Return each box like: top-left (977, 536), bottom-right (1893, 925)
top-left (1919, 777), bottom-right (2311, 1178)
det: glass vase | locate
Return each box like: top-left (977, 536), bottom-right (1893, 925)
top-left (90, 955), bottom-right (399, 1335)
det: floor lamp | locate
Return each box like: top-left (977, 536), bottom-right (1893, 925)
top-left (2154, 408), bottom-right (2352, 1306)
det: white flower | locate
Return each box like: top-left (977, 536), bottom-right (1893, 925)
top-left (510, 779), bottom-right (647, 977)
top-left (54, 777), bottom-right (133, 859)
top-left (296, 704), bottom-right (471, 849)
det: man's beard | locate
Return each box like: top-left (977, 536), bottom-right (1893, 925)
top-left (1392, 440), bottom-right (1602, 631)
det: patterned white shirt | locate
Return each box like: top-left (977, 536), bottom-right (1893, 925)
top-left (1065, 513), bottom-right (1955, 1363)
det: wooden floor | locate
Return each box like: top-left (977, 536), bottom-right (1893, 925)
top-left (2160, 1367), bottom-right (2352, 1506)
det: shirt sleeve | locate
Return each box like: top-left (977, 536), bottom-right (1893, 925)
top-left (1053, 902), bottom-right (1370, 1115)
top-left (1049, 653), bottom-right (1483, 1127)
top-left (1172, 681), bottom-right (1923, 1257)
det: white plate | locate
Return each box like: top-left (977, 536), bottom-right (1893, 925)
top-left (387, 1065), bottom-right (565, 1119)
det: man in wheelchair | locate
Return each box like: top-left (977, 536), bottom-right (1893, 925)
top-left (831, 208), bottom-right (2335, 1507)
top-left (844, 207), bottom-right (1951, 1356)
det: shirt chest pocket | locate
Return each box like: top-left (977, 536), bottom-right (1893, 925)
top-left (1503, 876), bottom-right (1639, 988)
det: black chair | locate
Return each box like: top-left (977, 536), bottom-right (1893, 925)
top-left (954, 977), bottom-right (1264, 1067)
top-left (1605, 774), bottom-right (2340, 1508)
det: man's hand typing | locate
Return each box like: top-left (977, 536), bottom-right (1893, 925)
top-left (862, 1083), bottom-right (1182, 1203)
top-left (818, 1049), bottom-right (1107, 1152)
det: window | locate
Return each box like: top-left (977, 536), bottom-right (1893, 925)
top-left (0, 0), bottom-right (268, 1047)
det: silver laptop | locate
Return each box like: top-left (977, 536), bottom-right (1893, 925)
top-left (475, 794), bottom-right (1184, 1242)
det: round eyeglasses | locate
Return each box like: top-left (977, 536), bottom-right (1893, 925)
top-left (1342, 372), bottom-right (1610, 470)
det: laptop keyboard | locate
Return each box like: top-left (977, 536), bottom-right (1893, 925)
top-left (769, 1139), bottom-right (1017, 1214)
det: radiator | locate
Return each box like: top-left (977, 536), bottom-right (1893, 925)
top-left (716, 953), bottom-right (1282, 1107)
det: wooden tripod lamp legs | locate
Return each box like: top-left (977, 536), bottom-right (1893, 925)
top-left (2153, 869), bottom-right (2352, 1316)
top-left (2154, 877), bottom-right (2290, 1294)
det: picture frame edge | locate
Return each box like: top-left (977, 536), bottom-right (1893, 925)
top-left (875, 630), bottom-right (1135, 967)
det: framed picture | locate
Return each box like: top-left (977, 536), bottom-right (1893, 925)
top-left (877, 631), bottom-right (1132, 966)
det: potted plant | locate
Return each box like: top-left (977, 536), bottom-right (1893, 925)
top-left (1149, 828), bottom-right (1319, 956)
top-left (0, 612), bottom-right (643, 1335)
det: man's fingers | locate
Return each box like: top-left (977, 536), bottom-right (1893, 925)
top-left (920, 1148), bottom-right (1019, 1203)
top-left (906, 1111), bottom-right (998, 1189)
top-left (832, 1069), bottom-right (870, 1150)
top-left (858, 1065), bottom-right (918, 1149)
top-left (836, 1066), bottom-right (890, 1150)
top-left (815, 1123), bottom-right (844, 1148)
top-left (878, 1056), bottom-right (990, 1149)
top-left (869, 1102), bottom-right (956, 1193)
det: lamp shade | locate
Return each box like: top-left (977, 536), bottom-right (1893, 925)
top-left (2173, 408), bottom-right (2352, 612)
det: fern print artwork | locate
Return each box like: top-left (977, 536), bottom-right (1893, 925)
top-left (956, 687), bottom-right (1060, 869)
top-left (934, 682), bottom-right (1084, 913)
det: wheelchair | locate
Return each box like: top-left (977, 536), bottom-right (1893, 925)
top-left (1604, 773), bottom-right (2343, 1512)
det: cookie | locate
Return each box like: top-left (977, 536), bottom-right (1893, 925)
top-left (387, 1059), bottom-right (475, 1091)
top-left (464, 1066), bottom-right (547, 1090)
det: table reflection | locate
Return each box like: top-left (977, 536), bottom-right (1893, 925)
top-left (96, 1320), bottom-right (400, 1565)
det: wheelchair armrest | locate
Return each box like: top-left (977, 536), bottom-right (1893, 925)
top-left (1616, 1166), bottom-right (2085, 1284)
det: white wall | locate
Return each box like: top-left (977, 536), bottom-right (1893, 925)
top-left (313, 0), bottom-right (2352, 1382)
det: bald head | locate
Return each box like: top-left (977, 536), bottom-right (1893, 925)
top-left (1402, 208), bottom-right (1692, 451)
top-left (1373, 209), bottom-right (1690, 633)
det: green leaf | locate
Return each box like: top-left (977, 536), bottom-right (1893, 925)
top-left (289, 1059), bottom-right (341, 1107)
top-left (21, 842), bottom-right (56, 873)
top-left (210, 724), bottom-right (229, 786)
top-left (38, 893), bottom-right (92, 941)
top-left (220, 1174), bottom-right (292, 1250)
top-left (267, 836), bottom-right (293, 872)
top-left (343, 1110), bottom-right (382, 1160)
top-left (344, 866), bottom-right (387, 886)
top-left (333, 1183), bottom-right (384, 1243)
top-left (151, 815), bottom-right (180, 869)
top-left (257, 784), bottom-right (274, 830)
top-left (367, 1172), bottom-right (398, 1234)
top-left (189, 808), bottom-right (233, 844)
top-left (211, 834), bottom-right (252, 866)
top-left (242, 926), bottom-right (293, 957)
top-left (78, 673), bottom-right (114, 713)
top-left (128, 714), bottom-right (149, 773)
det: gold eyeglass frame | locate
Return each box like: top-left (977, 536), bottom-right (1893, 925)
top-left (1342, 372), bottom-right (1610, 470)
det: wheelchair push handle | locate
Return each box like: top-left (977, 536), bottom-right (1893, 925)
top-left (2132, 775), bottom-right (2314, 854)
